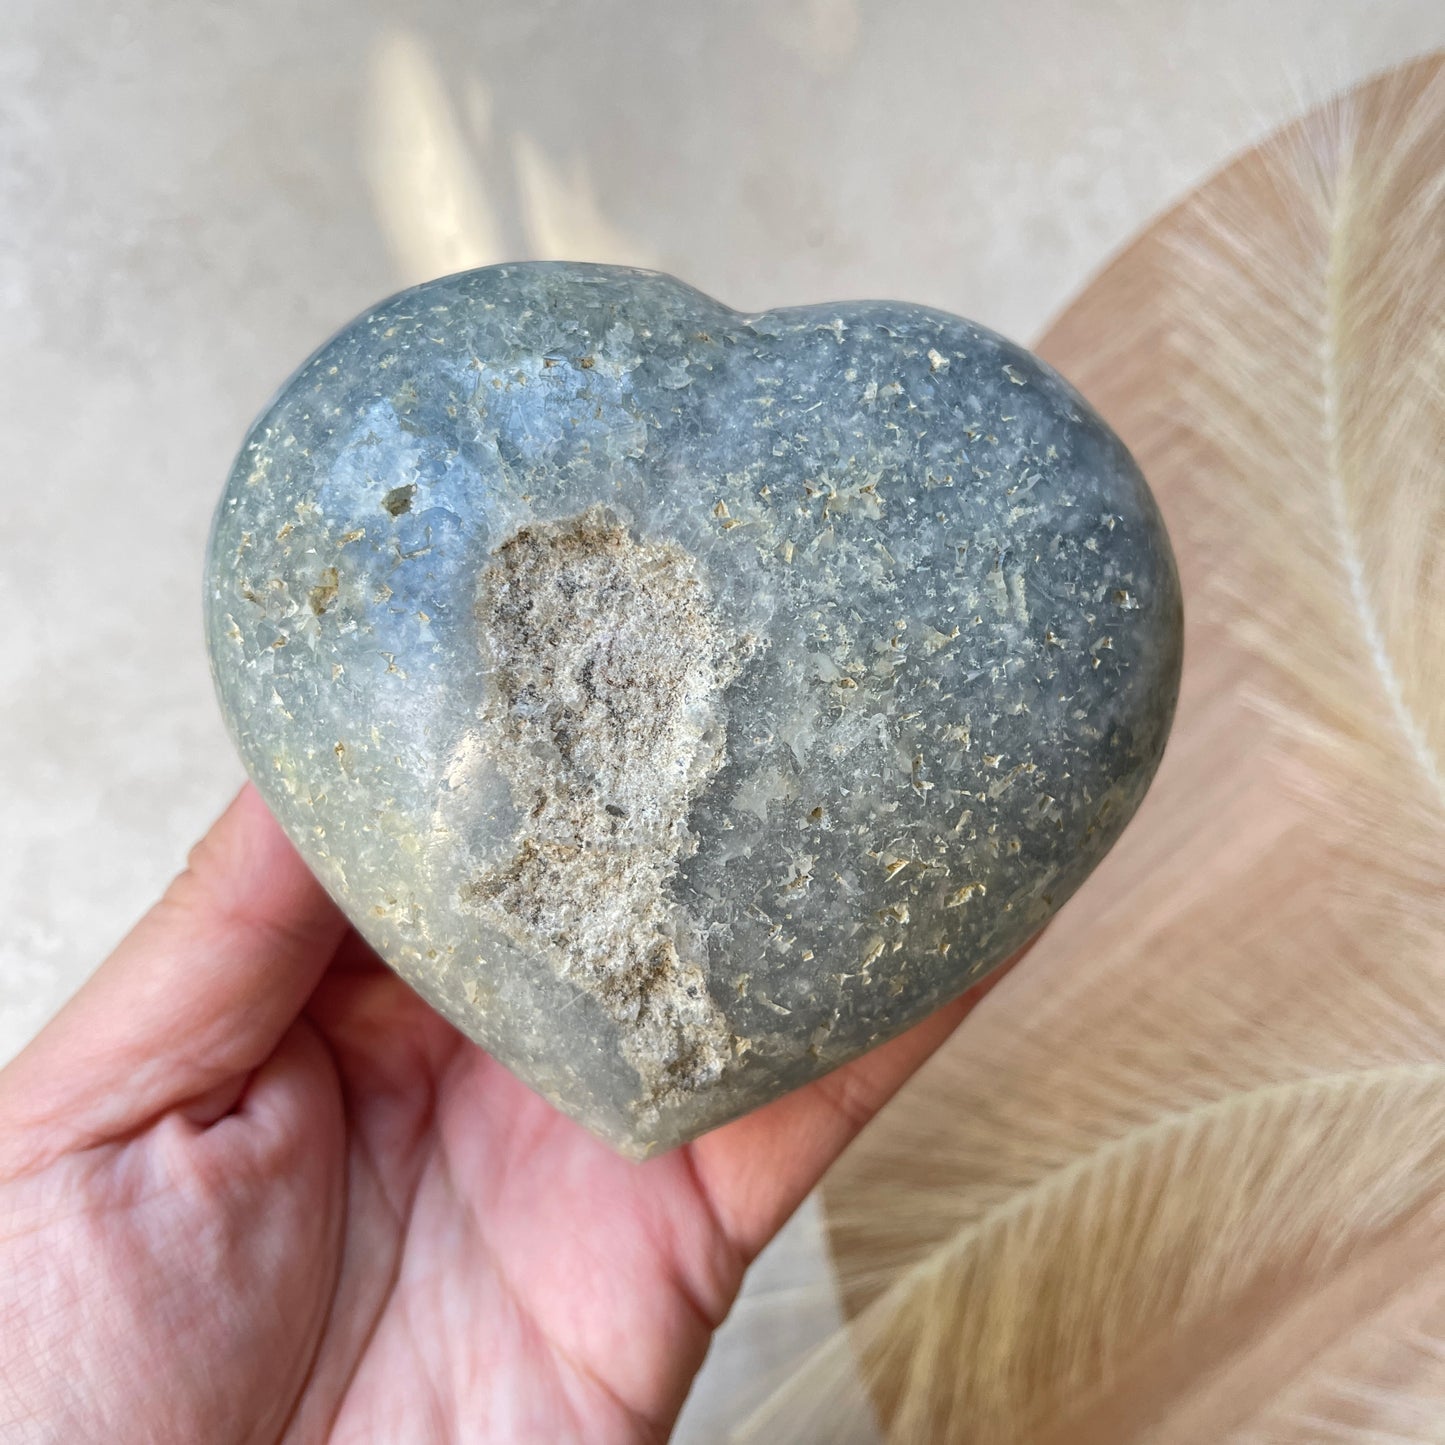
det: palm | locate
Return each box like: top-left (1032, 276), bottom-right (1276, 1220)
top-left (292, 937), bottom-right (737, 1443)
top-left (0, 789), bottom-right (1001, 1443)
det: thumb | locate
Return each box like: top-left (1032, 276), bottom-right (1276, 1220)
top-left (0, 785), bottom-right (346, 1167)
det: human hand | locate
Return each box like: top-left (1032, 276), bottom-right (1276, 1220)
top-left (0, 786), bottom-right (1011, 1443)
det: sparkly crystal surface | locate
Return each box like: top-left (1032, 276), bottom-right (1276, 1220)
top-left (205, 263), bottom-right (1182, 1154)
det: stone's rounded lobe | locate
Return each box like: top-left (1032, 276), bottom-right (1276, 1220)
top-left (204, 262), bottom-right (1183, 1156)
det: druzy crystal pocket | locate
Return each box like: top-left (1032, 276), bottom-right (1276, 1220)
top-left (205, 263), bottom-right (1182, 1155)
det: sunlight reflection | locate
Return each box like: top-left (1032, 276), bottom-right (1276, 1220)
top-left (364, 29), bottom-right (507, 283)
top-left (512, 132), bottom-right (658, 269)
top-left (364, 28), bottom-right (657, 287)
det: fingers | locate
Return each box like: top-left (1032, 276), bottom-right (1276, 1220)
top-left (687, 948), bottom-right (1027, 1261)
top-left (0, 785), bottom-right (347, 1169)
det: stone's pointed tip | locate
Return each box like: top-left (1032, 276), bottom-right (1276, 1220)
top-left (206, 262), bottom-right (1181, 1136)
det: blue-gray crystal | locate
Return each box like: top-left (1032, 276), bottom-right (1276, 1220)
top-left (204, 263), bottom-right (1182, 1155)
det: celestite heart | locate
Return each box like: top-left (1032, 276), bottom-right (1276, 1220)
top-left (205, 263), bottom-right (1182, 1155)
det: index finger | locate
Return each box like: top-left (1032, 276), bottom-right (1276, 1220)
top-left (685, 948), bottom-right (1026, 1262)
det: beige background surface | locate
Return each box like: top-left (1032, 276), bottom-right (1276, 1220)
top-left (2, 3), bottom-right (1442, 1438)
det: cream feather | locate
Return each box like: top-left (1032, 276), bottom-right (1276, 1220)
top-left (737, 53), bottom-right (1445, 1444)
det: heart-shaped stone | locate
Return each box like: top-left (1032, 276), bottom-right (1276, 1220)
top-left (205, 263), bottom-right (1181, 1155)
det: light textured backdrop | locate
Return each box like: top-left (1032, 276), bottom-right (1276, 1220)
top-left (2, 3), bottom-right (1441, 1438)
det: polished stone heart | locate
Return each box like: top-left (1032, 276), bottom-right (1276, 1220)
top-left (205, 263), bottom-right (1181, 1155)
